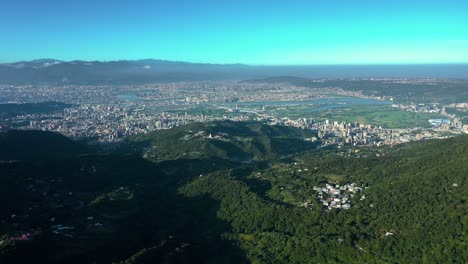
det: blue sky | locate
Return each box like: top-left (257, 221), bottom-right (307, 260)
top-left (1, 0), bottom-right (468, 64)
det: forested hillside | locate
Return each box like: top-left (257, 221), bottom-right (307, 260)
top-left (128, 121), bottom-right (318, 161)
top-left (0, 122), bottom-right (466, 263)
top-left (0, 130), bottom-right (87, 160)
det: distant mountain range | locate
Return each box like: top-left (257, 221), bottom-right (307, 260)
top-left (3, 58), bottom-right (247, 69)
top-left (1, 59), bottom-right (468, 84)
top-left (0, 59), bottom-right (251, 85)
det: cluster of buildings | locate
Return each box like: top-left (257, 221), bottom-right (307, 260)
top-left (272, 117), bottom-right (395, 146)
top-left (0, 80), bottom-right (331, 106)
top-left (393, 103), bottom-right (443, 113)
top-left (2, 101), bottom-right (465, 146)
top-left (1, 80), bottom-right (466, 145)
top-left (312, 183), bottom-right (364, 210)
top-left (271, 116), bottom-right (466, 146)
top-left (313, 120), bottom-right (380, 145)
top-left (3, 103), bottom-right (254, 143)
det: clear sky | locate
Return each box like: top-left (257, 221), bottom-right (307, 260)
top-left (1, 0), bottom-right (468, 64)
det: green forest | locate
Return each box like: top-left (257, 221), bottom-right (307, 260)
top-left (0, 121), bottom-right (466, 263)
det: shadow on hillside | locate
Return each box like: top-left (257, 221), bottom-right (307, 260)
top-left (241, 177), bottom-right (293, 208)
top-left (0, 155), bottom-right (248, 264)
top-left (228, 164), bottom-right (293, 208)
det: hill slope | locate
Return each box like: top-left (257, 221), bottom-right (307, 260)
top-left (128, 121), bottom-right (318, 162)
top-left (0, 122), bottom-right (466, 264)
top-left (0, 130), bottom-right (87, 160)
top-left (178, 135), bottom-right (468, 263)
top-left (0, 102), bottom-right (72, 119)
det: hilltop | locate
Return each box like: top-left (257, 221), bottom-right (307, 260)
top-left (127, 121), bottom-right (318, 162)
top-left (0, 102), bottom-right (73, 119)
top-left (0, 130), bottom-right (87, 160)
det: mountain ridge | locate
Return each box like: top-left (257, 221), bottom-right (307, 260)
top-left (2, 60), bottom-right (468, 85)
top-left (0, 59), bottom-right (252, 85)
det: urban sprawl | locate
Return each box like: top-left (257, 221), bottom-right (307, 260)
top-left (1, 80), bottom-right (467, 148)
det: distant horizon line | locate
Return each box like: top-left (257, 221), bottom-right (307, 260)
top-left (1, 58), bottom-right (468, 66)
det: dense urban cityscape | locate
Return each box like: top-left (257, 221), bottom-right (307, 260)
top-left (1, 79), bottom-right (467, 148)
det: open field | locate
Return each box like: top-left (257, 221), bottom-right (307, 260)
top-left (169, 103), bottom-right (445, 129)
top-left (313, 105), bottom-right (444, 128)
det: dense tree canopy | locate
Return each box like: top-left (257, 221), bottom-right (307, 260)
top-left (0, 122), bottom-right (466, 263)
